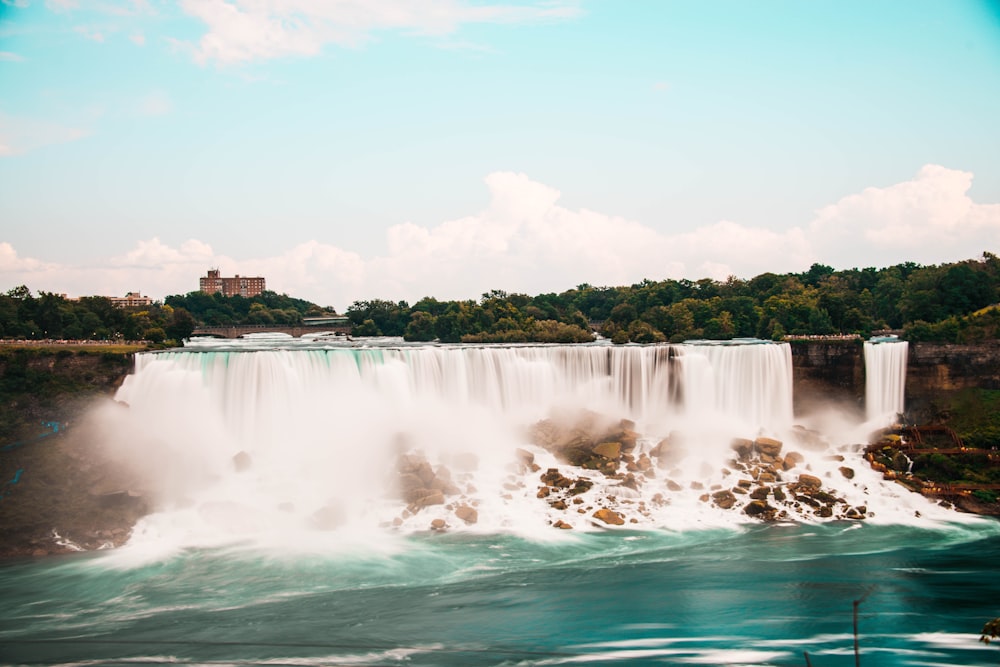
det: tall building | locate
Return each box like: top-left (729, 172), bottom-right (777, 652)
top-left (199, 269), bottom-right (267, 298)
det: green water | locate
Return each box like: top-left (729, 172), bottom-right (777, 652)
top-left (2, 522), bottom-right (1000, 666)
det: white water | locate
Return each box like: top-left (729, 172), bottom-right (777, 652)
top-left (104, 340), bottom-right (963, 558)
top-left (864, 339), bottom-right (909, 427)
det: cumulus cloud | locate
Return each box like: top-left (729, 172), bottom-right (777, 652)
top-left (177, 0), bottom-right (582, 65)
top-left (2, 165), bottom-right (997, 309)
top-left (809, 164), bottom-right (1000, 268)
top-left (0, 113), bottom-right (89, 156)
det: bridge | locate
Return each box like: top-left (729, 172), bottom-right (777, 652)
top-left (191, 322), bottom-right (352, 339)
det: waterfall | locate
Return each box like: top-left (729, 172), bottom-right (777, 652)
top-left (864, 338), bottom-right (909, 426)
top-left (102, 339), bottom-right (953, 552)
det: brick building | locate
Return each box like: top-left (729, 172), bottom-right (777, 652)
top-left (199, 269), bottom-right (267, 298)
top-left (109, 291), bottom-right (154, 308)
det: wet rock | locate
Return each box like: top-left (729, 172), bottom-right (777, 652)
top-left (731, 438), bottom-right (754, 459)
top-left (430, 518), bottom-right (447, 531)
top-left (754, 437), bottom-right (783, 458)
top-left (550, 499), bottom-right (568, 510)
top-left (593, 441), bottom-right (622, 460)
top-left (750, 487), bottom-right (770, 500)
top-left (413, 490), bottom-right (445, 507)
top-left (592, 508), bottom-right (625, 525)
top-left (553, 519), bottom-right (573, 529)
top-left (537, 486), bottom-right (551, 498)
top-left (744, 500), bottom-right (773, 517)
top-left (798, 473), bottom-right (823, 489)
top-left (712, 490), bottom-right (737, 509)
top-left (666, 479), bottom-right (683, 492)
top-left (568, 479), bottom-right (593, 496)
top-left (454, 505), bottom-right (478, 524)
top-left (541, 468), bottom-right (574, 488)
top-left (839, 466), bottom-right (855, 480)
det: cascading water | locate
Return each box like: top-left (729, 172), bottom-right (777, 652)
top-left (105, 338), bottom-right (954, 555)
top-left (864, 337), bottom-right (909, 427)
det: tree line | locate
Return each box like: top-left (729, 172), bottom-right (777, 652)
top-left (0, 288), bottom-right (329, 344)
top-left (2, 253), bottom-right (997, 344)
top-left (345, 253), bottom-right (1000, 344)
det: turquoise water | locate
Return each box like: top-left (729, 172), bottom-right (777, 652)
top-left (3, 522), bottom-right (1000, 666)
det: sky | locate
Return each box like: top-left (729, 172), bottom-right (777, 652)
top-left (1, 0), bottom-right (999, 310)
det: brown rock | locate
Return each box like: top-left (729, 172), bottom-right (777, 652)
top-left (430, 518), bottom-right (447, 531)
top-left (592, 508), bottom-right (625, 525)
top-left (754, 437), bottom-right (783, 458)
top-left (537, 486), bottom-right (551, 498)
top-left (454, 505), bottom-right (478, 524)
top-left (593, 441), bottom-right (622, 460)
top-left (798, 473), bottom-right (822, 489)
top-left (413, 490), bottom-right (446, 507)
top-left (731, 438), bottom-right (754, 459)
top-left (744, 500), bottom-right (773, 517)
top-left (553, 519), bottom-right (573, 529)
top-left (712, 490), bottom-right (737, 509)
top-left (550, 499), bottom-right (568, 510)
top-left (515, 448), bottom-right (535, 467)
top-left (839, 466), bottom-right (855, 480)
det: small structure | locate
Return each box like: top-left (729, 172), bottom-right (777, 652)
top-left (199, 269), bottom-right (266, 298)
top-left (109, 292), bottom-right (153, 308)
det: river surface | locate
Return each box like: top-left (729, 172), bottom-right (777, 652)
top-left (3, 522), bottom-right (1000, 666)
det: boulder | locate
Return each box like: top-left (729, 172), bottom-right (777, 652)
top-left (744, 500), bottom-right (772, 517)
top-left (515, 448), bottom-right (535, 467)
top-left (712, 490), bottom-right (737, 509)
top-left (413, 490), bottom-right (445, 507)
top-left (798, 473), bottom-right (822, 489)
top-left (839, 466), bottom-right (855, 480)
top-left (731, 438), bottom-right (754, 459)
top-left (593, 441), bottom-right (622, 460)
top-left (454, 505), bottom-right (478, 524)
top-left (592, 508), bottom-right (625, 525)
top-left (430, 518), bottom-right (447, 531)
top-left (553, 519), bottom-right (573, 530)
top-left (754, 437), bottom-right (783, 458)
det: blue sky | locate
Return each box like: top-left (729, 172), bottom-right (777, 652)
top-left (1, 0), bottom-right (998, 309)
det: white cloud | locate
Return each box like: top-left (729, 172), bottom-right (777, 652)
top-left (177, 0), bottom-right (582, 65)
top-left (129, 30), bottom-right (145, 45)
top-left (0, 112), bottom-right (89, 156)
top-left (809, 164), bottom-right (1000, 268)
top-left (0, 51), bottom-right (25, 62)
top-left (2, 165), bottom-right (996, 309)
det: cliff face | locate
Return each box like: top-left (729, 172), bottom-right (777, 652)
top-left (790, 340), bottom-right (1000, 422)
top-left (789, 341), bottom-right (865, 414)
top-left (0, 348), bottom-right (144, 558)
